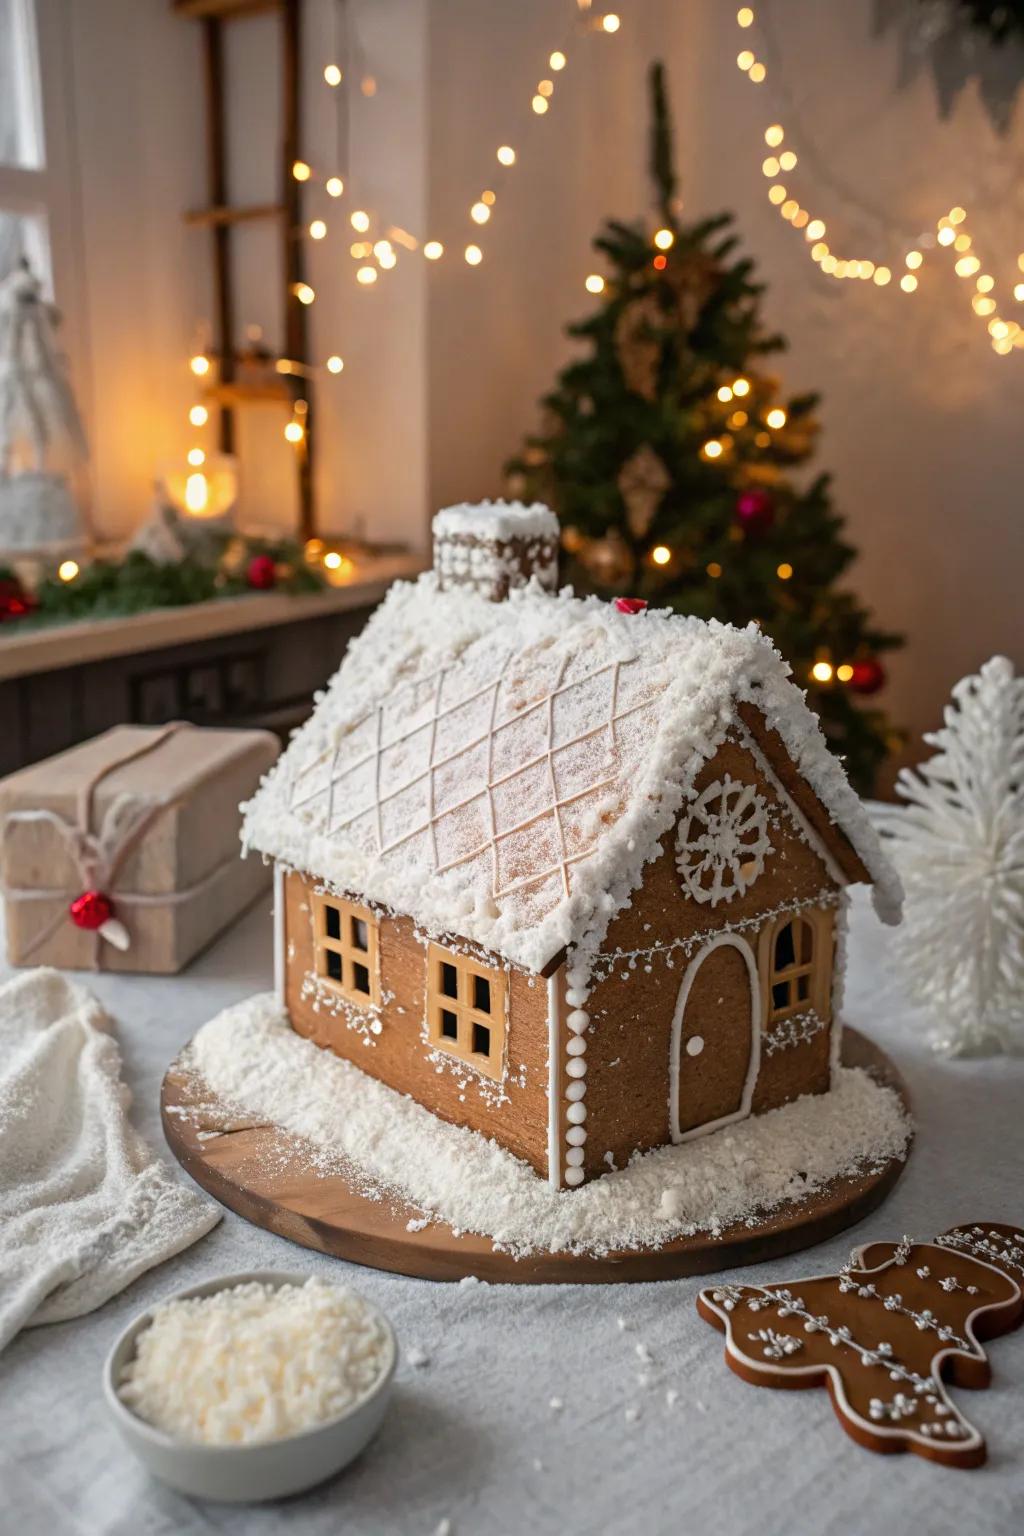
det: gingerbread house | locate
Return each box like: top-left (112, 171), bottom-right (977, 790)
top-left (242, 502), bottom-right (902, 1190)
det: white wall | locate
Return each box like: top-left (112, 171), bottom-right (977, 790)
top-left (57, 0), bottom-right (1024, 755)
top-left (64, 0), bottom-right (204, 538)
top-left (426, 0), bottom-right (691, 521)
top-left (64, 0), bottom-right (428, 548)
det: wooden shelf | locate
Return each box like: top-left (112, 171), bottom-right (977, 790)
top-left (184, 202), bottom-right (285, 228)
top-left (203, 380), bottom-right (295, 406)
top-left (0, 555), bottom-right (424, 683)
top-left (173, 0), bottom-right (282, 18)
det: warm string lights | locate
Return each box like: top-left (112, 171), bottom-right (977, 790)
top-left (178, 2), bottom-right (630, 572)
top-left (185, 347), bottom-right (214, 514)
top-left (284, 0), bottom-right (623, 293)
top-left (733, 6), bottom-right (1024, 355)
top-left (185, 0), bottom-right (627, 448)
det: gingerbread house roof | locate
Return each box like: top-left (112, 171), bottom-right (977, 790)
top-left (242, 575), bottom-right (901, 974)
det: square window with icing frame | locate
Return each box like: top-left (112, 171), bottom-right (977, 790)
top-left (426, 943), bottom-right (507, 1080)
top-left (313, 893), bottom-right (380, 1007)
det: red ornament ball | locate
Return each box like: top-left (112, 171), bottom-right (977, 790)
top-left (246, 554), bottom-right (277, 590)
top-left (735, 488), bottom-right (775, 535)
top-left (69, 890), bottom-right (114, 931)
top-left (848, 657), bottom-right (886, 695)
top-left (614, 597), bottom-right (648, 615)
top-left (0, 575), bottom-right (36, 622)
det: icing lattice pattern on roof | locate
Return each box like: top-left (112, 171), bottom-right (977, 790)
top-left (287, 647), bottom-right (663, 917)
top-left (243, 575), bottom-right (902, 974)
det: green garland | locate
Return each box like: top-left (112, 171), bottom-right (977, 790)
top-left (942, 1), bottom-right (1024, 46)
top-left (2, 534), bottom-right (323, 628)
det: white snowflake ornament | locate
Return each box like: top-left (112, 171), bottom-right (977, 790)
top-left (883, 656), bottom-right (1024, 1056)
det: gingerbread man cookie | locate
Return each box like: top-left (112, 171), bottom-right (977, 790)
top-left (698, 1223), bottom-right (1024, 1469)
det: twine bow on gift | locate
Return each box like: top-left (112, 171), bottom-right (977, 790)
top-left (1, 722), bottom-right (240, 969)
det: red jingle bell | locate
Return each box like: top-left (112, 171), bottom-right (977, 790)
top-left (246, 554), bottom-right (277, 590)
top-left (614, 597), bottom-right (648, 615)
top-left (69, 890), bottom-right (114, 931)
top-left (848, 657), bottom-right (886, 695)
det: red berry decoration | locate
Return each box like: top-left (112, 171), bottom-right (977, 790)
top-left (735, 488), bottom-right (775, 535)
top-left (0, 574), bottom-right (36, 622)
top-left (614, 597), bottom-right (648, 614)
top-left (69, 890), bottom-right (114, 931)
top-left (848, 656), bottom-right (886, 695)
top-left (246, 553), bottom-right (277, 591)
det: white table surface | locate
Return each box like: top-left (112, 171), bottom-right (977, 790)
top-left (2, 888), bottom-right (1022, 1536)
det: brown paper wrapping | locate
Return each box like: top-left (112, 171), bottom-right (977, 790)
top-left (0, 724), bottom-right (279, 973)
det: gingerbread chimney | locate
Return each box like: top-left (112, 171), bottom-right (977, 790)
top-left (432, 500), bottom-right (559, 602)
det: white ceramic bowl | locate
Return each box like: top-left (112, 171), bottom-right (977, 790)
top-left (103, 1269), bottom-right (397, 1503)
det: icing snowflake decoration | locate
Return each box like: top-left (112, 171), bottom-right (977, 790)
top-left (675, 775), bottom-right (772, 905)
top-left (879, 655), bottom-right (1024, 1056)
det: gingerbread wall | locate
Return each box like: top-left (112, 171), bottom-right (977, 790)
top-left (573, 731), bottom-right (843, 1182)
top-left (283, 871), bottom-right (553, 1176)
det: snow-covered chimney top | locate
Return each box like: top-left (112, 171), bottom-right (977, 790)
top-left (432, 500), bottom-right (559, 602)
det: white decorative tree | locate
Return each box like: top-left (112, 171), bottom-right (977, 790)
top-left (0, 260), bottom-right (89, 559)
top-left (883, 656), bottom-right (1024, 1056)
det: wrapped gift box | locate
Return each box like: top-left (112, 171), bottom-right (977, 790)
top-left (0, 723), bottom-right (279, 973)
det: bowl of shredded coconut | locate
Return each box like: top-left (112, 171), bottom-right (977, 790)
top-left (103, 1271), bottom-right (397, 1502)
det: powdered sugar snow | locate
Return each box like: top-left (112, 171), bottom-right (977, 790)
top-left (186, 994), bottom-right (911, 1259)
top-left (242, 576), bottom-right (901, 984)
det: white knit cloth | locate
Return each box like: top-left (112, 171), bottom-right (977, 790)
top-left (0, 968), bottom-right (219, 1352)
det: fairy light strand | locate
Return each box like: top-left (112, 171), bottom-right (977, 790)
top-left (283, 0), bottom-right (623, 283)
top-left (733, 6), bottom-right (1023, 355)
top-left (183, 3), bottom-right (631, 515)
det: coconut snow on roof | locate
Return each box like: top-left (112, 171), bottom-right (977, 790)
top-left (432, 500), bottom-right (558, 541)
top-left (242, 576), bottom-right (901, 974)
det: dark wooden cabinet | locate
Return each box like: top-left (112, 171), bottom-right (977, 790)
top-left (0, 572), bottom-right (419, 773)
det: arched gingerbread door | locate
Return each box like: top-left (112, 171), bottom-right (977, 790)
top-left (670, 935), bottom-right (761, 1143)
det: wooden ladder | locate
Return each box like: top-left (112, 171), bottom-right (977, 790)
top-left (174, 0), bottom-right (314, 541)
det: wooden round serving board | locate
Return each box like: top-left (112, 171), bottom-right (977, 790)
top-left (161, 1027), bottom-right (911, 1285)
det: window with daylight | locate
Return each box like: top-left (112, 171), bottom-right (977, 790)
top-left (313, 893), bottom-right (380, 1007)
top-left (426, 943), bottom-right (506, 1080)
top-left (0, 2), bottom-right (72, 295)
top-left (765, 913), bottom-right (820, 1022)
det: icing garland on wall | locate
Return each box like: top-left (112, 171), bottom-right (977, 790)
top-left (763, 1006), bottom-right (829, 1056)
top-left (733, 3), bottom-right (1024, 355)
top-left (587, 885), bottom-right (841, 987)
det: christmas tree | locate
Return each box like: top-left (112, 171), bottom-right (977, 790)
top-left (505, 63), bottom-right (902, 792)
